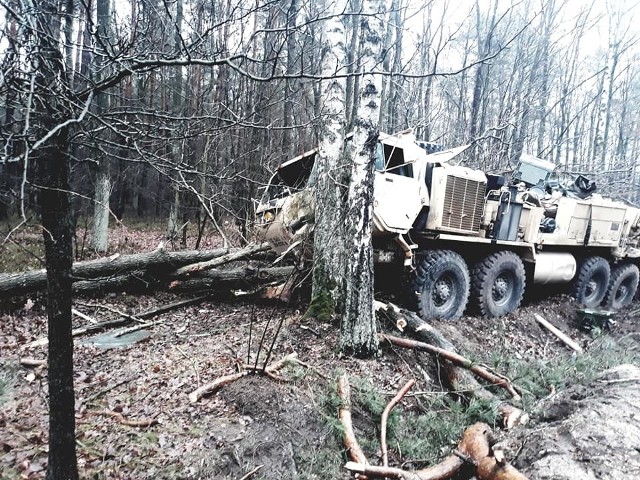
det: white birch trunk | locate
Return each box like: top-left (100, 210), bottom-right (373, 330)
top-left (340, 0), bottom-right (384, 356)
top-left (309, 4), bottom-right (350, 319)
top-left (91, 166), bottom-right (110, 252)
top-left (91, 0), bottom-right (112, 253)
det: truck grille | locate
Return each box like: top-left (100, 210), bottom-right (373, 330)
top-left (442, 176), bottom-right (485, 233)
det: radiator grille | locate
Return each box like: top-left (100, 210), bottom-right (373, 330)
top-left (442, 176), bottom-right (485, 233)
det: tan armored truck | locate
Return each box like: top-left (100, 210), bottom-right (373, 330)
top-left (255, 131), bottom-right (640, 321)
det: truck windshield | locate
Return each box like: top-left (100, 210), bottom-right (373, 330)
top-left (376, 142), bottom-right (413, 177)
top-left (261, 152), bottom-right (317, 204)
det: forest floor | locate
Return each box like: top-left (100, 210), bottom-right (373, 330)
top-left (1, 223), bottom-right (639, 479)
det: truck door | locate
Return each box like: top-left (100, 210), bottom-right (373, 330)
top-left (373, 142), bottom-right (426, 234)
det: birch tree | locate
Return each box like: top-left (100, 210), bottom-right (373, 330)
top-left (308, 1), bottom-right (351, 320)
top-left (341, 0), bottom-right (384, 356)
top-left (91, 0), bottom-right (112, 252)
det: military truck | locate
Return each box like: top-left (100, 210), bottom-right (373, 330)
top-left (255, 131), bottom-right (640, 321)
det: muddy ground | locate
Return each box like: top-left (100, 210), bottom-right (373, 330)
top-left (1, 231), bottom-right (639, 479)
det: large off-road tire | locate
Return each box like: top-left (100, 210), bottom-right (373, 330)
top-left (572, 256), bottom-right (610, 308)
top-left (603, 263), bottom-right (639, 310)
top-left (471, 251), bottom-right (526, 318)
top-left (411, 250), bottom-right (470, 321)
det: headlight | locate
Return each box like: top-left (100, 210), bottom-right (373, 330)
top-left (261, 211), bottom-right (275, 224)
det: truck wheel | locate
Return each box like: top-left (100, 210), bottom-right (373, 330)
top-left (411, 250), bottom-right (470, 321)
top-left (471, 251), bottom-right (525, 318)
top-left (603, 263), bottom-right (639, 310)
top-left (572, 256), bottom-right (610, 308)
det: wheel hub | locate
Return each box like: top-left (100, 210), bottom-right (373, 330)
top-left (434, 277), bottom-right (453, 306)
top-left (616, 284), bottom-right (628, 301)
top-left (492, 273), bottom-right (512, 304)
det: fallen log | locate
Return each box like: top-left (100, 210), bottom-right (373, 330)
top-left (345, 422), bottom-right (528, 480)
top-left (73, 270), bottom-right (157, 294)
top-left (168, 266), bottom-right (295, 292)
top-left (0, 246), bottom-right (232, 298)
top-left (172, 242), bottom-right (271, 276)
top-left (376, 303), bottom-right (528, 429)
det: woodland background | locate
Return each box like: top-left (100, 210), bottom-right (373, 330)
top-left (2, 2), bottom-right (640, 479)
top-left (2, 0), bottom-right (640, 252)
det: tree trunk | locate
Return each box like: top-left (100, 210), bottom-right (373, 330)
top-left (308, 8), bottom-right (350, 321)
top-left (167, 0), bottom-right (184, 240)
top-left (282, 0), bottom-right (299, 159)
top-left (30, 1), bottom-right (80, 477)
top-left (0, 247), bottom-right (237, 298)
top-left (92, 163), bottom-right (111, 252)
top-left (340, 0), bottom-right (384, 357)
top-left (91, 0), bottom-right (112, 253)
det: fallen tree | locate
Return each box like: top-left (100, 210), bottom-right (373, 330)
top-left (168, 266), bottom-right (294, 292)
top-left (376, 303), bottom-right (529, 429)
top-left (0, 243), bottom-right (277, 298)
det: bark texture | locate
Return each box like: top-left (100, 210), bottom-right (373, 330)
top-left (35, 1), bottom-right (79, 477)
top-left (340, 0), bottom-right (385, 357)
top-left (309, 8), bottom-right (350, 320)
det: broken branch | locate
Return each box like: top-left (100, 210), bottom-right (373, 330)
top-left (381, 379), bottom-right (416, 467)
top-left (23, 296), bottom-right (209, 349)
top-left (188, 353), bottom-right (297, 403)
top-left (172, 242), bottom-right (271, 276)
top-left (337, 373), bottom-right (368, 466)
top-left (19, 357), bottom-right (47, 368)
top-left (345, 423), bottom-right (529, 480)
top-left (534, 314), bottom-right (583, 353)
top-left (380, 334), bottom-right (521, 401)
top-left (376, 303), bottom-right (529, 429)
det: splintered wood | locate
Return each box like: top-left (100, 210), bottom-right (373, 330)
top-left (345, 422), bottom-right (529, 480)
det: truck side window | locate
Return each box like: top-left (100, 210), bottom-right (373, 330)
top-left (383, 144), bottom-right (413, 177)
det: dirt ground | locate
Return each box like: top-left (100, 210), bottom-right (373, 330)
top-left (1, 237), bottom-right (640, 478)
